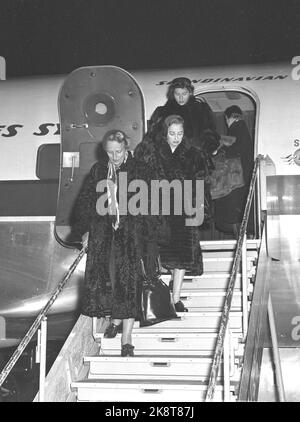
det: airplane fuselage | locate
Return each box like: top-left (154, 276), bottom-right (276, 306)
top-left (0, 61), bottom-right (300, 340)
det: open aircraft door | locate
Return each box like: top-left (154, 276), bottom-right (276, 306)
top-left (55, 66), bottom-right (145, 245)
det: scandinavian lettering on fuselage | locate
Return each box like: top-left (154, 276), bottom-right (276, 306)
top-left (156, 74), bottom-right (289, 86)
top-left (0, 123), bottom-right (60, 137)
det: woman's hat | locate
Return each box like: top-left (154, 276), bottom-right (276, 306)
top-left (170, 77), bottom-right (193, 89)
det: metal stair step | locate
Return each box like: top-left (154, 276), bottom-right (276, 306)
top-left (72, 379), bottom-right (230, 402)
top-left (200, 239), bottom-right (260, 250)
top-left (99, 331), bottom-right (243, 356)
top-left (84, 355), bottom-right (230, 381)
top-left (133, 326), bottom-right (242, 334)
top-left (178, 290), bottom-right (242, 310)
top-left (136, 311), bottom-right (243, 330)
top-left (202, 257), bottom-right (254, 272)
top-left (93, 312), bottom-right (243, 340)
top-left (202, 250), bottom-right (257, 259)
top-left (161, 273), bottom-right (248, 290)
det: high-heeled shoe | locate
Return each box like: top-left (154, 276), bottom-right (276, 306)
top-left (121, 344), bottom-right (134, 357)
top-left (104, 322), bottom-right (122, 338)
top-left (174, 300), bottom-right (188, 312)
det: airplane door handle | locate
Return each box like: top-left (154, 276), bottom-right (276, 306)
top-left (69, 123), bottom-right (88, 129)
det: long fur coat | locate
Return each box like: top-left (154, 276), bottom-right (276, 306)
top-left (70, 152), bottom-right (159, 319)
top-left (134, 134), bottom-right (207, 275)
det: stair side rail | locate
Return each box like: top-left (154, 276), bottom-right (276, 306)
top-left (205, 155), bottom-right (262, 402)
top-left (267, 293), bottom-right (286, 401)
top-left (0, 244), bottom-right (87, 399)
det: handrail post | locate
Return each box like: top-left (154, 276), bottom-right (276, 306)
top-left (268, 294), bottom-right (286, 402)
top-left (241, 232), bottom-right (248, 338)
top-left (36, 316), bottom-right (47, 402)
top-left (223, 327), bottom-right (231, 401)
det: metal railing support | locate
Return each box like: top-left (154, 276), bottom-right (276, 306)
top-left (268, 294), bottom-right (286, 402)
top-left (241, 232), bottom-right (248, 338)
top-left (223, 328), bottom-right (231, 401)
top-left (36, 317), bottom-right (48, 402)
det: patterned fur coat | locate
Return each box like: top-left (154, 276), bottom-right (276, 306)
top-left (134, 134), bottom-right (207, 275)
top-left (70, 152), bottom-right (159, 319)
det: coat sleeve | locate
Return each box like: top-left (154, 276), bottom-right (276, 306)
top-left (147, 106), bottom-right (165, 135)
top-left (200, 100), bottom-right (217, 132)
top-left (69, 164), bottom-right (98, 240)
top-left (134, 135), bottom-right (162, 179)
top-left (188, 100), bottom-right (220, 154)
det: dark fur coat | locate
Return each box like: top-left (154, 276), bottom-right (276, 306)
top-left (134, 134), bottom-right (207, 275)
top-left (70, 152), bottom-right (159, 319)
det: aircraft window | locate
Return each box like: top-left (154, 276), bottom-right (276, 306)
top-left (95, 102), bottom-right (108, 115)
top-left (0, 180), bottom-right (58, 216)
top-left (83, 93), bottom-right (116, 126)
top-left (36, 143), bottom-right (60, 180)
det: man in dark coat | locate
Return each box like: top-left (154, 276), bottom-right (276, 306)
top-left (214, 105), bottom-right (254, 237)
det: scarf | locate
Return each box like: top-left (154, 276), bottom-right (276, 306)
top-left (106, 151), bottom-right (128, 230)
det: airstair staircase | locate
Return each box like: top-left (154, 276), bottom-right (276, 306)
top-left (67, 238), bottom-right (259, 402)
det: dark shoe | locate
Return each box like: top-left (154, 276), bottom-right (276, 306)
top-left (175, 300), bottom-right (188, 312)
top-left (121, 344), bottom-right (134, 357)
top-left (104, 322), bottom-right (122, 338)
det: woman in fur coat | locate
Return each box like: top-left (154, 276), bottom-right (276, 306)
top-left (134, 115), bottom-right (208, 312)
top-left (70, 129), bottom-right (159, 357)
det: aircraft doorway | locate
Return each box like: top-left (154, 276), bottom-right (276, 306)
top-left (196, 89), bottom-right (257, 240)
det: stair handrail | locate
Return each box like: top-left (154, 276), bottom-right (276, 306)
top-left (267, 293), bottom-right (286, 401)
top-left (205, 155), bottom-right (262, 401)
top-left (0, 244), bottom-right (87, 388)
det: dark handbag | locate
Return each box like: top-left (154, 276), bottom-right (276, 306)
top-left (139, 257), bottom-right (178, 327)
top-left (209, 151), bottom-right (245, 200)
top-left (157, 215), bottom-right (171, 246)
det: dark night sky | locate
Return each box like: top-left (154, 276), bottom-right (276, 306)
top-left (1, 0), bottom-right (300, 77)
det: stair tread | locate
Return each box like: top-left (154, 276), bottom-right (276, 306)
top-left (178, 289), bottom-right (242, 295)
top-left (72, 378), bottom-right (221, 386)
top-left (100, 331), bottom-right (241, 338)
top-left (162, 273), bottom-right (242, 278)
top-left (85, 355), bottom-right (216, 362)
top-left (201, 239), bottom-right (260, 248)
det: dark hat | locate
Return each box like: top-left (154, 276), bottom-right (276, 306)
top-left (170, 77), bottom-right (193, 90)
top-left (167, 77), bottom-right (194, 100)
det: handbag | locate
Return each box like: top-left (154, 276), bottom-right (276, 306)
top-left (209, 150), bottom-right (245, 200)
top-left (139, 257), bottom-right (178, 327)
top-left (157, 215), bottom-right (171, 246)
